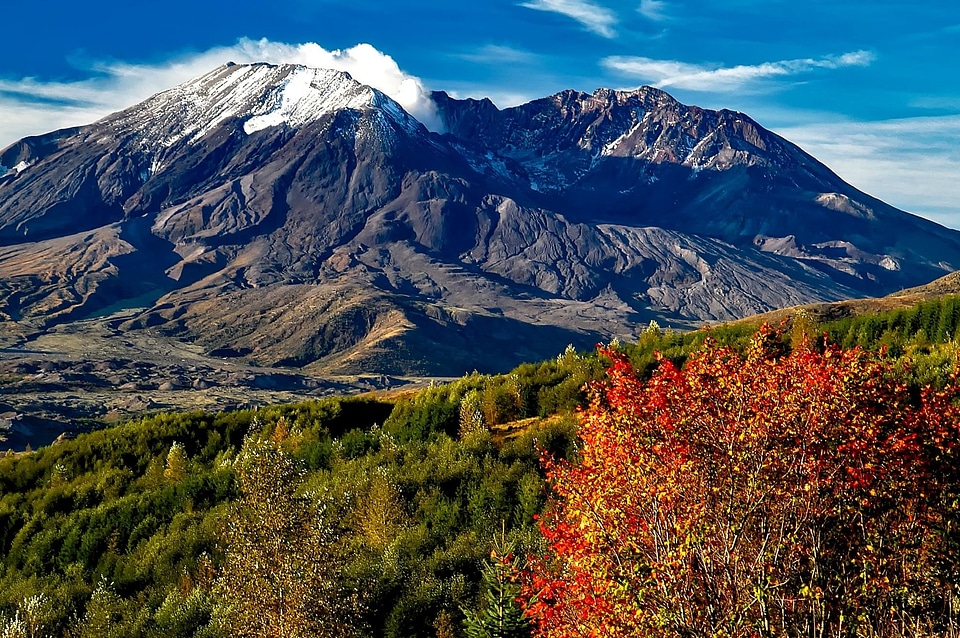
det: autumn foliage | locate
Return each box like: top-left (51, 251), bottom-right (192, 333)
top-left (524, 326), bottom-right (960, 637)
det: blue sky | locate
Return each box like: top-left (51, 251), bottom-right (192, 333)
top-left (1, 0), bottom-right (958, 226)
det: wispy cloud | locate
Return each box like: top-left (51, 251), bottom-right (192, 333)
top-left (602, 50), bottom-right (876, 92)
top-left (638, 0), bottom-right (668, 21)
top-left (459, 44), bottom-right (539, 65)
top-left (775, 115), bottom-right (960, 228)
top-left (519, 0), bottom-right (618, 38)
top-left (0, 38), bottom-right (441, 148)
top-left (909, 95), bottom-right (960, 110)
top-left (445, 87), bottom-right (539, 109)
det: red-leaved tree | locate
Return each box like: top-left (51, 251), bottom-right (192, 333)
top-left (523, 327), bottom-right (960, 638)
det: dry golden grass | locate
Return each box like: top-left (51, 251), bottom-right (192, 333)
top-left (730, 270), bottom-right (960, 328)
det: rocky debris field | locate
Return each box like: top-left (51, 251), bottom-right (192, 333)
top-left (0, 313), bottom-right (419, 452)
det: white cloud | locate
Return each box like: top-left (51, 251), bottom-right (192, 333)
top-left (459, 45), bottom-right (539, 65)
top-left (445, 87), bottom-right (538, 110)
top-left (519, 0), bottom-right (618, 38)
top-left (0, 38), bottom-right (440, 149)
top-left (638, 0), bottom-right (668, 21)
top-left (775, 115), bottom-right (960, 228)
top-left (602, 50), bottom-right (876, 92)
top-left (909, 95), bottom-right (960, 110)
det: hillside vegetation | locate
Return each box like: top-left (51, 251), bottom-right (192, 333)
top-left (0, 350), bottom-right (600, 637)
top-left (3, 294), bottom-right (960, 636)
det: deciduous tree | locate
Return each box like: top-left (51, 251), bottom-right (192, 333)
top-left (215, 435), bottom-right (365, 637)
top-left (524, 327), bottom-right (960, 638)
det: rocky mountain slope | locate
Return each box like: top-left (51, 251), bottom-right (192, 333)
top-left (1, 62), bottom-right (958, 375)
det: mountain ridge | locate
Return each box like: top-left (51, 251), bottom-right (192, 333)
top-left (1, 62), bottom-right (958, 375)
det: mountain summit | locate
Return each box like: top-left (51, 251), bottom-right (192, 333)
top-left (1, 63), bottom-right (958, 374)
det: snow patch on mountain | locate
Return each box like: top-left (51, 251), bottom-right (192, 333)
top-left (879, 256), bottom-right (900, 271)
top-left (0, 161), bottom-right (31, 177)
top-left (371, 92), bottom-right (424, 136)
top-left (243, 66), bottom-right (376, 134)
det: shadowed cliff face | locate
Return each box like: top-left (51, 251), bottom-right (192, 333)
top-left (1, 62), bottom-right (958, 375)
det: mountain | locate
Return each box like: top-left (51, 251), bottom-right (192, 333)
top-left (1, 62), bottom-right (958, 375)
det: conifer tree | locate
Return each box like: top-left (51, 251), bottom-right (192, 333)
top-left (163, 441), bottom-right (189, 482)
top-left (463, 532), bottom-right (530, 638)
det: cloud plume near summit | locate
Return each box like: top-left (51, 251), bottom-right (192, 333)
top-left (0, 38), bottom-right (441, 148)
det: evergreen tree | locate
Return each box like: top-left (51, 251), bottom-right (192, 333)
top-left (163, 441), bottom-right (189, 482)
top-left (462, 532), bottom-right (529, 638)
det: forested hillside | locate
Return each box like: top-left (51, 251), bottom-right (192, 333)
top-left (0, 353), bottom-right (599, 636)
top-left (3, 296), bottom-right (960, 636)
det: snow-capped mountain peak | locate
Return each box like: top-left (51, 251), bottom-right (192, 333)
top-left (102, 62), bottom-right (421, 150)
